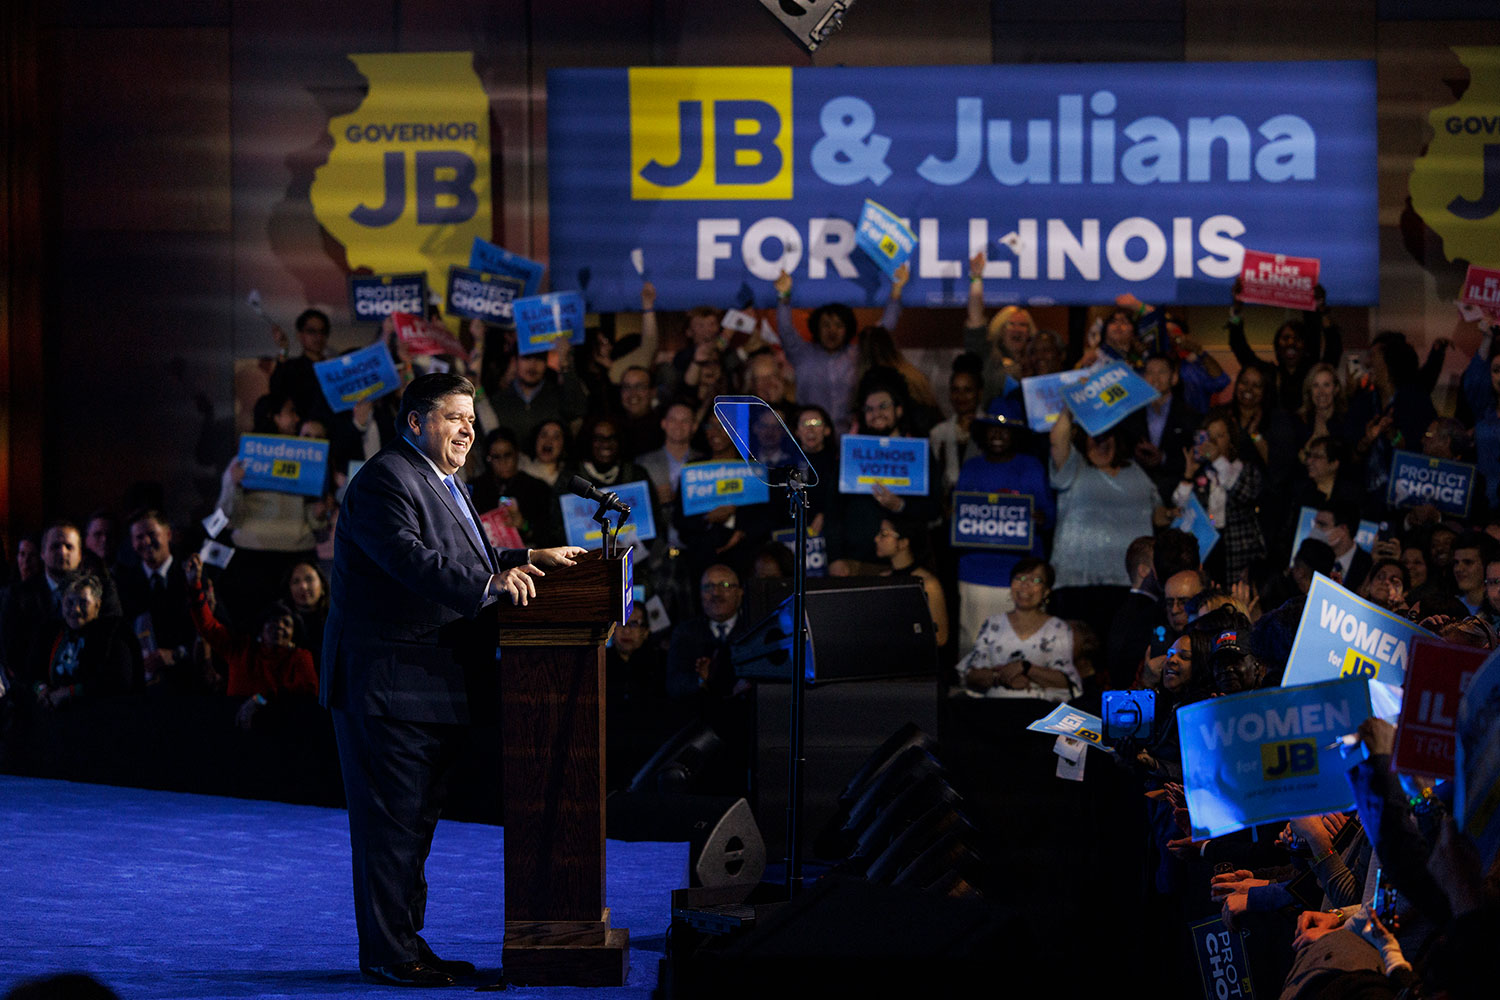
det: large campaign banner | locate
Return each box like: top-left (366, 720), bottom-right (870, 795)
top-left (548, 62), bottom-right (1377, 311)
top-left (1282, 573), bottom-right (1431, 690)
top-left (559, 480), bottom-right (657, 549)
top-left (238, 434), bottom-right (330, 497)
top-left (314, 342), bottom-right (402, 413)
top-left (1394, 638), bottom-right (1488, 779)
top-left (1181, 676), bottom-right (1373, 839)
top-left (681, 461), bottom-right (771, 516)
top-left (838, 434), bottom-right (930, 496)
top-left (1062, 363), bottom-right (1159, 435)
top-left (1386, 450), bottom-right (1476, 517)
top-left (950, 492), bottom-right (1034, 550)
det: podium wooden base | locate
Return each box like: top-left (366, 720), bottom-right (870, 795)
top-left (502, 908), bottom-right (630, 986)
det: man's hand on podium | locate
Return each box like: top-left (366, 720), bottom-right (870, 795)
top-left (529, 545), bottom-right (587, 570)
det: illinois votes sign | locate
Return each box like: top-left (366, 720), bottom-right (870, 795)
top-left (838, 434), bottom-right (930, 496)
top-left (1180, 676), bottom-right (1372, 838)
top-left (313, 342), bottom-right (401, 413)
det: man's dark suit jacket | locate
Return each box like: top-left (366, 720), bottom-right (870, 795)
top-left (665, 615), bottom-right (751, 702)
top-left (113, 559), bottom-right (194, 656)
top-left (320, 440), bottom-right (530, 726)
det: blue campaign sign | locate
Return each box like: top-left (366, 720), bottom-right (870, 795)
top-left (838, 434), bottom-right (930, 496)
top-left (950, 491), bottom-right (1034, 550)
top-left (348, 272), bottom-right (428, 323)
top-left (1062, 363), bottom-right (1160, 436)
top-left (513, 292), bottom-right (586, 355)
top-left (1026, 702), bottom-right (1113, 752)
top-left (1020, 369), bottom-right (1090, 432)
top-left (313, 342), bottom-right (401, 413)
top-left (548, 62), bottom-right (1377, 311)
top-left (854, 198), bottom-right (916, 277)
top-left (1289, 506), bottom-right (1380, 566)
top-left (1387, 449), bottom-right (1475, 517)
top-left (681, 461), bottom-right (771, 516)
top-left (1180, 676), bottom-right (1372, 839)
top-left (772, 528), bottom-right (828, 578)
top-left (1189, 917), bottom-right (1253, 1000)
top-left (469, 237), bottom-right (544, 297)
top-left (558, 480), bottom-right (657, 549)
top-left (238, 434), bottom-right (329, 498)
top-left (445, 265), bottom-right (526, 323)
top-left (1172, 492), bottom-right (1221, 559)
top-left (1282, 573), bottom-right (1432, 689)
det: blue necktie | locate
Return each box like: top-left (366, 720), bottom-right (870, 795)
top-left (443, 475), bottom-right (494, 571)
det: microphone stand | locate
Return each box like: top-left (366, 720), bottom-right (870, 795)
top-left (784, 468), bottom-right (809, 898)
top-left (591, 493), bottom-right (631, 559)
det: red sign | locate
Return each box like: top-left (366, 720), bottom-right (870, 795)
top-left (1393, 638), bottom-right (1487, 778)
top-left (479, 502), bottom-right (523, 551)
top-left (392, 311), bottom-right (472, 362)
top-left (1459, 265), bottom-right (1500, 319)
top-left (1239, 250), bottom-right (1320, 311)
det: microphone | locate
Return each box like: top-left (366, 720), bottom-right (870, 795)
top-left (568, 475), bottom-right (632, 515)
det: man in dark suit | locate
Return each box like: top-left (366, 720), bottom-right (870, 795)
top-left (665, 564), bottom-right (753, 795)
top-left (1315, 500), bottom-right (1372, 594)
top-left (322, 373), bottom-right (583, 988)
top-left (112, 509), bottom-right (194, 688)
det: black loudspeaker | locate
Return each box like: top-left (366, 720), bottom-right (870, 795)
top-left (625, 721), bottom-right (725, 794)
top-left (606, 790), bottom-right (766, 894)
top-left (738, 577), bottom-right (936, 682)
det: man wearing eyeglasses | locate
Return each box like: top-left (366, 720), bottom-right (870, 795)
top-left (664, 565), bottom-right (754, 792)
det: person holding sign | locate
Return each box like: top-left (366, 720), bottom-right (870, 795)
top-left (953, 397), bottom-right (1052, 655)
top-left (1172, 411), bottom-right (1265, 585)
top-left (829, 381), bottom-right (939, 571)
top-left (1227, 278), bottom-right (1342, 413)
top-left (270, 308), bottom-right (336, 427)
top-left (1048, 405), bottom-right (1162, 640)
top-left (873, 517), bottom-right (949, 651)
top-left (962, 252), bottom-right (1032, 402)
top-left (215, 393), bottom-right (330, 624)
top-left (954, 558), bottom-right (1079, 701)
top-left (772, 266), bottom-right (905, 429)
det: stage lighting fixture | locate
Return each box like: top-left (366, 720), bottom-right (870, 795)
top-left (756, 0), bottom-right (856, 53)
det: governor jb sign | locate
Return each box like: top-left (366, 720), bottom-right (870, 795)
top-left (548, 62), bottom-right (1377, 311)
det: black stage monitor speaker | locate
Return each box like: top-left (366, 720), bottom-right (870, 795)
top-left (736, 577), bottom-right (936, 683)
top-left (607, 791), bottom-right (767, 893)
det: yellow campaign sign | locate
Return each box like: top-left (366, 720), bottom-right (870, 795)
top-left (311, 52), bottom-right (492, 307)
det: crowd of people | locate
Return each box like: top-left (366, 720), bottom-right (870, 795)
top-left (2, 254), bottom-right (1497, 996)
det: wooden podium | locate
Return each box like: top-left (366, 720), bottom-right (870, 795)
top-left (494, 549), bottom-right (631, 986)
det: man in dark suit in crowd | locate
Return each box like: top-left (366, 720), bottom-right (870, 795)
top-left (1315, 500), bottom-right (1372, 594)
top-left (113, 509), bottom-right (194, 688)
top-left (666, 563), bottom-right (753, 795)
top-left (322, 372), bottom-right (583, 988)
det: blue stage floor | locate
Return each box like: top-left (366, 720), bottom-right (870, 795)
top-left (1, 777), bottom-right (684, 999)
